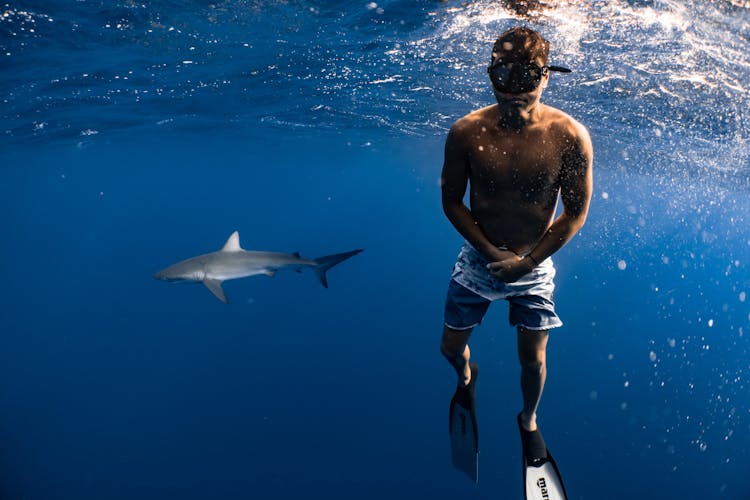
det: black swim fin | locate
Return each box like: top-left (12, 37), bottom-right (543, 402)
top-left (448, 362), bottom-right (479, 482)
top-left (517, 414), bottom-right (568, 500)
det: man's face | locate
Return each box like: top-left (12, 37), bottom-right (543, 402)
top-left (489, 52), bottom-right (549, 116)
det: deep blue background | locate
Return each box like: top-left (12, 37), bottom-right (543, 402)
top-left (2, 1), bottom-right (749, 499)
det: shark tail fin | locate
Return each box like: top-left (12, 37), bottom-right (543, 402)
top-left (312, 249), bottom-right (363, 288)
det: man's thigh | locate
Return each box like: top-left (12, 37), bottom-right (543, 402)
top-left (516, 327), bottom-right (549, 362)
top-left (444, 279), bottom-right (491, 331)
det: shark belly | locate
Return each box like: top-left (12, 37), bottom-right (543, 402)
top-left (205, 259), bottom-right (273, 281)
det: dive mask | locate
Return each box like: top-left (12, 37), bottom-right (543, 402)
top-left (487, 60), bottom-right (571, 94)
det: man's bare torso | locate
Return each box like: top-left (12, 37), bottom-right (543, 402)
top-left (454, 103), bottom-right (579, 254)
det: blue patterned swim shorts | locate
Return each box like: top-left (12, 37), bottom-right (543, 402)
top-left (444, 243), bottom-right (563, 331)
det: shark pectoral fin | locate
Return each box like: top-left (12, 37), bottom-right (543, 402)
top-left (203, 278), bottom-right (228, 303)
top-left (263, 270), bottom-right (276, 277)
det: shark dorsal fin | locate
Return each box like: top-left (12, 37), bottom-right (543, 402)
top-left (221, 231), bottom-right (242, 252)
top-left (292, 252), bottom-right (301, 258)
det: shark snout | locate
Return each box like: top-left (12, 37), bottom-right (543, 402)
top-left (154, 268), bottom-right (180, 281)
top-left (153, 272), bottom-right (185, 283)
top-left (154, 264), bottom-right (202, 283)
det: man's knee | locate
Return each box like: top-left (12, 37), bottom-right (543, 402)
top-left (440, 339), bottom-right (464, 365)
top-left (440, 340), bottom-right (455, 359)
top-left (517, 327), bottom-right (548, 364)
top-left (520, 358), bottom-right (545, 374)
top-left (440, 326), bottom-right (471, 366)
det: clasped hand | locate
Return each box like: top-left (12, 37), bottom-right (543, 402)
top-left (486, 250), bottom-right (533, 283)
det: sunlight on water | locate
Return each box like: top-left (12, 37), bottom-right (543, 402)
top-left (2, 0), bottom-right (748, 174)
top-left (391, 0), bottom-right (750, 192)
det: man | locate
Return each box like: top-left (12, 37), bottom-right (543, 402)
top-left (440, 26), bottom-right (593, 472)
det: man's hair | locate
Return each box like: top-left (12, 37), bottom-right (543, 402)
top-left (491, 27), bottom-right (550, 64)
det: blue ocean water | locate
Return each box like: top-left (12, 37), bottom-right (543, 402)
top-left (1, 1), bottom-right (749, 498)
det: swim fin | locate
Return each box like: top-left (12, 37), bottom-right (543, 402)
top-left (517, 413), bottom-right (568, 500)
top-left (448, 362), bottom-right (479, 482)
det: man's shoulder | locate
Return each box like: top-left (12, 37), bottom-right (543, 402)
top-left (540, 104), bottom-right (590, 141)
top-left (450, 105), bottom-right (496, 135)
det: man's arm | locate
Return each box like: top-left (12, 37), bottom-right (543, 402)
top-left (526, 121), bottom-right (593, 263)
top-left (489, 121), bottom-right (593, 281)
top-left (441, 122), bottom-right (516, 263)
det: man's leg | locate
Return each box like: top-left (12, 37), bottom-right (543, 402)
top-left (517, 327), bottom-right (549, 431)
top-left (442, 279), bottom-right (489, 387)
top-left (440, 326), bottom-right (473, 386)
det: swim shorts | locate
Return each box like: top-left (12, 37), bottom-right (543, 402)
top-left (444, 243), bottom-right (563, 331)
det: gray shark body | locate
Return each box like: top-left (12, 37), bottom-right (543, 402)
top-left (154, 231), bottom-right (362, 303)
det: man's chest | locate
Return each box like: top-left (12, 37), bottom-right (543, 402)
top-left (467, 135), bottom-right (563, 192)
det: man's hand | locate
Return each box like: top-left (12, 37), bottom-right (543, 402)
top-left (487, 255), bottom-right (534, 283)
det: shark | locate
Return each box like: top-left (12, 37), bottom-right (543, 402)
top-left (154, 231), bottom-right (363, 303)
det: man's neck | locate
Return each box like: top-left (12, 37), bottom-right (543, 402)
top-left (496, 104), bottom-right (541, 131)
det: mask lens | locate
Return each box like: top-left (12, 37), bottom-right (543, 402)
top-left (488, 61), bottom-right (544, 93)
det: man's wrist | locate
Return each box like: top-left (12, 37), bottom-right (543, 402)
top-left (524, 254), bottom-right (539, 268)
top-left (483, 245), bottom-right (511, 262)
